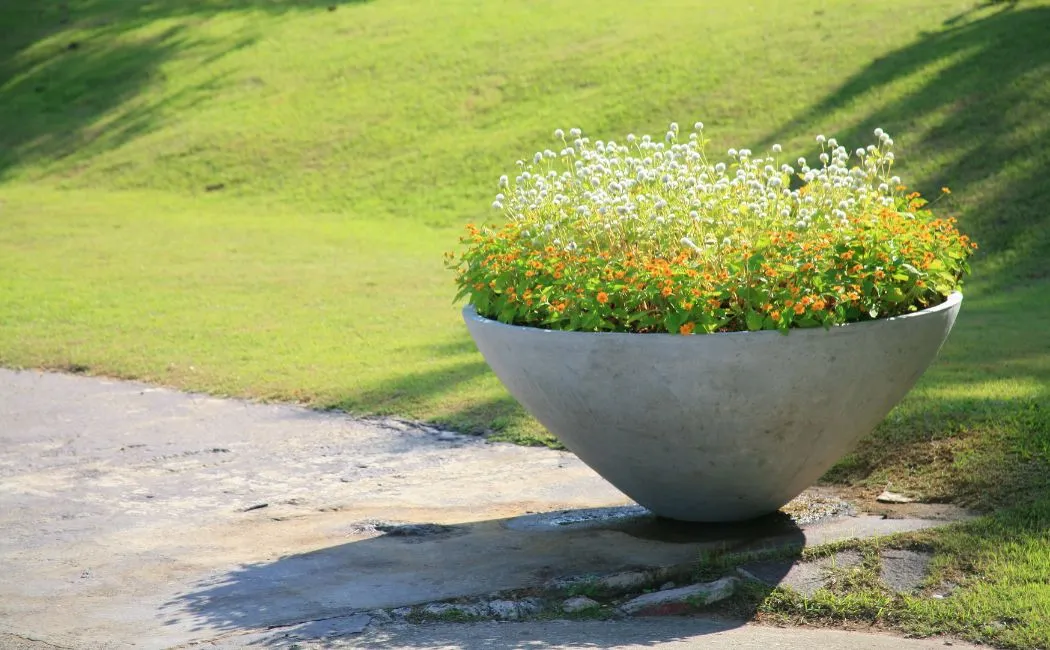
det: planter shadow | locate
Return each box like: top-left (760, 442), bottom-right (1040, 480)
top-left (164, 507), bottom-right (807, 646)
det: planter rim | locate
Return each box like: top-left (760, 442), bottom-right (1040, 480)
top-left (463, 291), bottom-right (962, 340)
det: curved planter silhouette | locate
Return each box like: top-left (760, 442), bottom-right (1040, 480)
top-left (463, 293), bottom-right (962, 522)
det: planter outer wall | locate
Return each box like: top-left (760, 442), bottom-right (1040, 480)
top-left (463, 293), bottom-right (962, 522)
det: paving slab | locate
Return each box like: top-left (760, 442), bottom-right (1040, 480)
top-left (738, 550), bottom-right (864, 598)
top-left (881, 549), bottom-right (936, 594)
top-left (0, 370), bottom-right (971, 649)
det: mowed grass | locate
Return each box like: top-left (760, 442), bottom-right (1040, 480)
top-left (1, 0), bottom-right (1049, 645)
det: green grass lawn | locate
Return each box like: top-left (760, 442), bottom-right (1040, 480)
top-left (2, 0), bottom-right (1049, 646)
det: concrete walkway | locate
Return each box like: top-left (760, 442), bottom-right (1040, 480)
top-left (353, 620), bottom-right (972, 649)
top-left (0, 370), bottom-right (981, 649)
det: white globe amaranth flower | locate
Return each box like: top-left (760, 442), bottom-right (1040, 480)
top-left (554, 128), bottom-right (565, 139)
top-left (484, 122), bottom-right (920, 272)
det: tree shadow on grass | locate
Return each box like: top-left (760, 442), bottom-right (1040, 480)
top-left (327, 337), bottom-right (552, 445)
top-left (762, 1), bottom-right (1049, 289)
top-left (820, 276), bottom-right (1050, 511)
top-left (747, 1), bottom-right (1050, 512)
top-left (0, 0), bottom-right (370, 179)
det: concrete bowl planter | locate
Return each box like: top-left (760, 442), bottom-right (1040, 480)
top-left (463, 292), bottom-right (962, 522)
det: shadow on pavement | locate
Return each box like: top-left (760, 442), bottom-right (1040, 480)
top-left (165, 507), bottom-right (805, 646)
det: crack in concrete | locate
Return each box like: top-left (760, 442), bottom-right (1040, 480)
top-left (0, 632), bottom-right (75, 650)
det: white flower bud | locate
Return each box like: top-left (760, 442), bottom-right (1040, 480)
top-left (772, 143), bottom-right (782, 153)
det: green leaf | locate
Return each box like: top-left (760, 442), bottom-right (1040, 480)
top-left (745, 310), bottom-right (764, 332)
top-left (664, 311), bottom-right (688, 333)
top-left (498, 304), bottom-right (517, 323)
